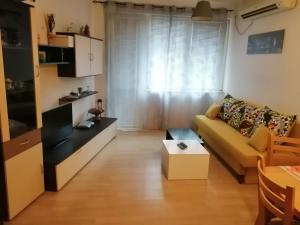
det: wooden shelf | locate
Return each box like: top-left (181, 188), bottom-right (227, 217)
top-left (59, 91), bottom-right (98, 105)
top-left (56, 32), bottom-right (103, 41)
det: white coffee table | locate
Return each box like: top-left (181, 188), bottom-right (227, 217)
top-left (162, 140), bottom-right (210, 180)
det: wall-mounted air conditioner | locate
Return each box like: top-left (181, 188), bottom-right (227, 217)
top-left (238, 0), bottom-right (297, 20)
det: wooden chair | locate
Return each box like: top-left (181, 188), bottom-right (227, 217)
top-left (267, 134), bottom-right (300, 166)
top-left (256, 157), bottom-right (296, 225)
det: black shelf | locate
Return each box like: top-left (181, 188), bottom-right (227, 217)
top-left (3, 46), bottom-right (31, 50)
top-left (38, 45), bottom-right (74, 65)
top-left (38, 44), bottom-right (73, 49)
top-left (40, 62), bottom-right (70, 65)
top-left (59, 91), bottom-right (98, 105)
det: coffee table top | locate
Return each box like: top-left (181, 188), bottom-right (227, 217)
top-left (163, 140), bottom-right (209, 155)
top-left (166, 128), bottom-right (203, 144)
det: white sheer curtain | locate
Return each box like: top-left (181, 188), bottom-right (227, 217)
top-left (105, 3), bottom-right (228, 130)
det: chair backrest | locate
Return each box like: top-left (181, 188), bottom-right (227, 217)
top-left (267, 134), bottom-right (300, 166)
top-left (257, 158), bottom-right (295, 225)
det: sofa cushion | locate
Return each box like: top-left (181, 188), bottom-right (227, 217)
top-left (227, 104), bottom-right (246, 130)
top-left (251, 107), bottom-right (297, 137)
top-left (195, 115), bottom-right (261, 167)
top-left (248, 125), bottom-right (269, 152)
top-left (239, 105), bottom-right (265, 137)
top-left (218, 94), bottom-right (244, 122)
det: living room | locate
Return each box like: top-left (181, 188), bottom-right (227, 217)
top-left (0, 0), bottom-right (299, 225)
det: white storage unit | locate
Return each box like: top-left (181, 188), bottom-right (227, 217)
top-left (5, 143), bottom-right (44, 219)
top-left (162, 140), bottom-right (210, 180)
top-left (73, 35), bottom-right (104, 77)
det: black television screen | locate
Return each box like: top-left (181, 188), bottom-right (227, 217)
top-left (42, 104), bottom-right (73, 149)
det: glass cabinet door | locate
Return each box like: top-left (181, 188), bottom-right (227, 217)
top-left (0, 0), bottom-right (37, 139)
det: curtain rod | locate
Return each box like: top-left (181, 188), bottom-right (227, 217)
top-left (92, 0), bottom-right (233, 12)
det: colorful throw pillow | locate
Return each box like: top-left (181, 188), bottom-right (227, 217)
top-left (265, 108), bottom-right (297, 137)
top-left (227, 104), bottom-right (246, 130)
top-left (218, 94), bottom-right (244, 122)
top-left (239, 105), bottom-right (266, 137)
top-left (249, 107), bottom-right (270, 136)
top-left (251, 107), bottom-right (297, 137)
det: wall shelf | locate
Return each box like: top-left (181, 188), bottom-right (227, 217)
top-left (38, 45), bottom-right (74, 65)
top-left (40, 62), bottom-right (70, 65)
top-left (38, 44), bottom-right (73, 49)
top-left (59, 91), bottom-right (98, 105)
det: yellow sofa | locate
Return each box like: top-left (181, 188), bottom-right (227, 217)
top-left (195, 115), bottom-right (300, 183)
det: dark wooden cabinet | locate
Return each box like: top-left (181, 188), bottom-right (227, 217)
top-left (0, 0), bottom-right (41, 140)
top-left (0, 0), bottom-right (44, 220)
top-left (38, 44), bottom-right (74, 65)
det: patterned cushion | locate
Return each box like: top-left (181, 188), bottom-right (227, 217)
top-left (250, 107), bottom-right (272, 136)
top-left (265, 108), bottom-right (297, 137)
top-left (251, 107), bottom-right (297, 137)
top-left (240, 106), bottom-right (266, 137)
top-left (218, 94), bottom-right (244, 122)
top-left (227, 104), bottom-right (246, 130)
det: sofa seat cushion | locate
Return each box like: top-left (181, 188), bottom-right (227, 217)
top-left (195, 115), bottom-right (262, 167)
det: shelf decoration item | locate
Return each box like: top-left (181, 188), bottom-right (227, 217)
top-left (39, 51), bottom-right (46, 63)
top-left (89, 99), bottom-right (104, 120)
top-left (47, 13), bottom-right (56, 45)
top-left (79, 24), bottom-right (91, 37)
top-left (84, 25), bottom-right (90, 37)
top-left (47, 13), bottom-right (55, 33)
top-left (80, 26), bottom-right (85, 35)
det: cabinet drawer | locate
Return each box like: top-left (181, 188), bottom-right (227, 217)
top-left (5, 143), bottom-right (44, 219)
top-left (55, 138), bottom-right (96, 190)
top-left (94, 122), bottom-right (117, 154)
top-left (3, 129), bottom-right (41, 161)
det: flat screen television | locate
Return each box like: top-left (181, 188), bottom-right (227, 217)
top-left (42, 104), bottom-right (73, 149)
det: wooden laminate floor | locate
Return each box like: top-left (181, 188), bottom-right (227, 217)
top-left (7, 131), bottom-right (258, 225)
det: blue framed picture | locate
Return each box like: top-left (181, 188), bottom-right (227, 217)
top-left (247, 30), bottom-right (285, 55)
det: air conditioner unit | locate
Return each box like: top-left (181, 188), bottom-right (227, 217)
top-left (238, 0), bottom-right (297, 20)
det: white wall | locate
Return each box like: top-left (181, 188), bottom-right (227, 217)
top-left (224, 1), bottom-right (300, 114)
top-left (35, 0), bottom-right (237, 125)
top-left (35, 0), bottom-right (106, 125)
top-left (35, 0), bottom-right (91, 33)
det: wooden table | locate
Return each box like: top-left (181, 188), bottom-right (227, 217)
top-left (265, 166), bottom-right (300, 219)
